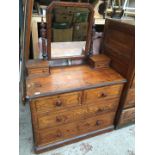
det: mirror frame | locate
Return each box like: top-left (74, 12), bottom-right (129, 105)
top-left (46, 1), bottom-right (94, 60)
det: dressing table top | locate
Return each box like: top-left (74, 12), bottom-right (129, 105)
top-left (26, 65), bottom-right (126, 99)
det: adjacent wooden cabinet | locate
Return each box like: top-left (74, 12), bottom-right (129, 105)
top-left (101, 19), bottom-right (135, 128)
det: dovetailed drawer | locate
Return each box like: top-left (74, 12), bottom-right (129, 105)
top-left (83, 84), bottom-right (123, 104)
top-left (33, 91), bottom-right (82, 113)
top-left (36, 98), bottom-right (120, 129)
top-left (37, 112), bottom-right (115, 146)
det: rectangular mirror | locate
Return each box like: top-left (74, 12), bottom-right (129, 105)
top-left (46, 2), bottom-right (94, 60)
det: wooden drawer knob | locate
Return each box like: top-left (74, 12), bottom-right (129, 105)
top-left (98, 92), bottom-right (107, 98)
top-left (42, 69), bottom-right (47, 73)
top-left (56, 116), bottom-right (62, 122)
top-left (97, 108), bottom-right (105, 113)
top-left (56, 131), bottom-right (62, 137)
top-left (55, 100), bottom-right (62, 107)
top-left (96, 120), bottom-right (103, 126)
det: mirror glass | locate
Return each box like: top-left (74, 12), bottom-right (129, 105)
top-left (50, 6), bottom-right (90, 59)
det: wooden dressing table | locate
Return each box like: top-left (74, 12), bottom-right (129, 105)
top-left (26, 2), bottom-right (127, 153)
top-left (27, 64), bottom-right (126, 153)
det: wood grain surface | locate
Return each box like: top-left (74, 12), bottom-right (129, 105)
top-left (26, 65), bottom-right (126, 99)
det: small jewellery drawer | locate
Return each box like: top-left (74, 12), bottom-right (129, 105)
top-left (28, 68), bottom-right (49, 75)
top-left (95, 62), bottom-right (109, 68)
top-left (36, 98), bottom-right (119, 129)
top-left (124, 88), bottom-right (135, 108)
top-left (83, 84), bottom-right (123, 104)
top-left (33, 91), bottom-right (82, 113)
top-left (38, 112), bottom-right (115, 146)
top-left (119, 107), bottom-right (135, 125)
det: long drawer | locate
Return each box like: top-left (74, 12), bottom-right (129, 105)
top-left (119, 107), bottom-right (135, 125)
top-left (37, 112), bottom-right (115, 146)
top-left (83, 84), bottom-right (123, 104)
top-left (124, 88), bottom-right (135, 108)
top-left (33, 91), bottom-right (82, 114)
top-left (36, 98), bottom-right (120, 129)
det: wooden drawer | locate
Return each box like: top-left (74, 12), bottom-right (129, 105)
top-left (119, 107), bottom-right (135, 125)
top-left (28, 68), bottom-right (49, 75)
top-left (124, 88), bottom-right (135, 108)
top-left (88, 54), bottom-right (111, 69)
top-left (36, 98), bottom-right (120, 129)
top-left (37, 112), bottom-right (115, 146)
top-left (95, 62), bottom-right (109, 69)
top-left (83, 84), bottom-right (123, 104)
top-left (26, 60), bottom-right (50, 77)
top-left (76, 112), bottom-right (115, 132)
top-left (33, 91), bottom-right (82, 113)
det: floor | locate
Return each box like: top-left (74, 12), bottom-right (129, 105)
top-left (19, 103), bottom-right (135, 155)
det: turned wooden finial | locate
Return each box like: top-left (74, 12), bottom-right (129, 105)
top-left (40, 17), bottom-right (47, 60)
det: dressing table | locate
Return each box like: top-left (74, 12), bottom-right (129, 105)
top-left (26, 2), bottom-right (126, 153)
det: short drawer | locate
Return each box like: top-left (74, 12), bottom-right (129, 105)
top-left (33, 91), bottom-right (82, 113)
top-left (119, 107), bottom-right (135, 125)
top-left (28, 68), bottom-right (49, 75)
top-left (83, 84), bottom-right (123, 104)
top-left (36, 98), bottom-right (120, 129)
top-left (37, 112), bottom-right (115, 146)
top-left (76, 112), bottom-right (115, 133)
top-left (124, 88), bottom-right (135, 108)
top-left (95, 62), bottom-right (109, 68)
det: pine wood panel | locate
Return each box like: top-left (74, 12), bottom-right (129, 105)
top-left (124, 88), bottom-right (135, 108)
top-left (83, 84), bottom-right (123, 104)
top-left (37, 112), bottom-right (115, 146)
top-left (26, 65), bottom-right (126, 99)
top-left (35, 98), bottom-right (120, 129)
top-left (119, 107), bottom-right (135, 126)
top-left (33, 91), bottom-right (82, 114)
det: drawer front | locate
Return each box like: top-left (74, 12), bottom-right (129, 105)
top-left (37, 112), bottom-right (115, 146)
top-left (33, 91), bottom-right (82, 113)
top-left (124, 88), bottom-right (135, 108)
top-left (95, 62), bottom-right (109, 69)
top-left (76, 112), bottom-right (115, 133)
top-left (37, 98), bottom-right (120, 129)
top-left (28, 68), bottom-right (49, 75)
top-left (83, 84), bottom-right (123, 104)
top-left (119, 107), bottom-right (135, 125)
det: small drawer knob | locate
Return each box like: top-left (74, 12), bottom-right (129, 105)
top-left (97, 108), bottom-right (104, 113)
top-left (96, 120), bottom-right (103, 126)
top-left (56, 100), bottom-right (62, 107)
top-left (98, 92), bottom-right (107, 98)
top-left (56, 132), bottom-right (62, 137)
top-left (42, 69), bottom-right (46, 73)
top-left (56, 116), bottom-right (62, 122)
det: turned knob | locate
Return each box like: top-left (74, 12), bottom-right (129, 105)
top-left (96, 120), bottom-right (103, 126)
top-left (97, 108), bottom-right (104, 113)
top-left (42, 69), bottom-right (47, 73)
top-left (55, 100), bottom-right (62, 107)
top-left (56, 132), bottom-right (62, 137)
top-left (98, 92), bottom-right (107, 98)
top-left (56, 116), bottom-right (62, 122)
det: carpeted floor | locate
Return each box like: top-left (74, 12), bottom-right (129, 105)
top-left (19, 103), bottom-right (135, 155)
